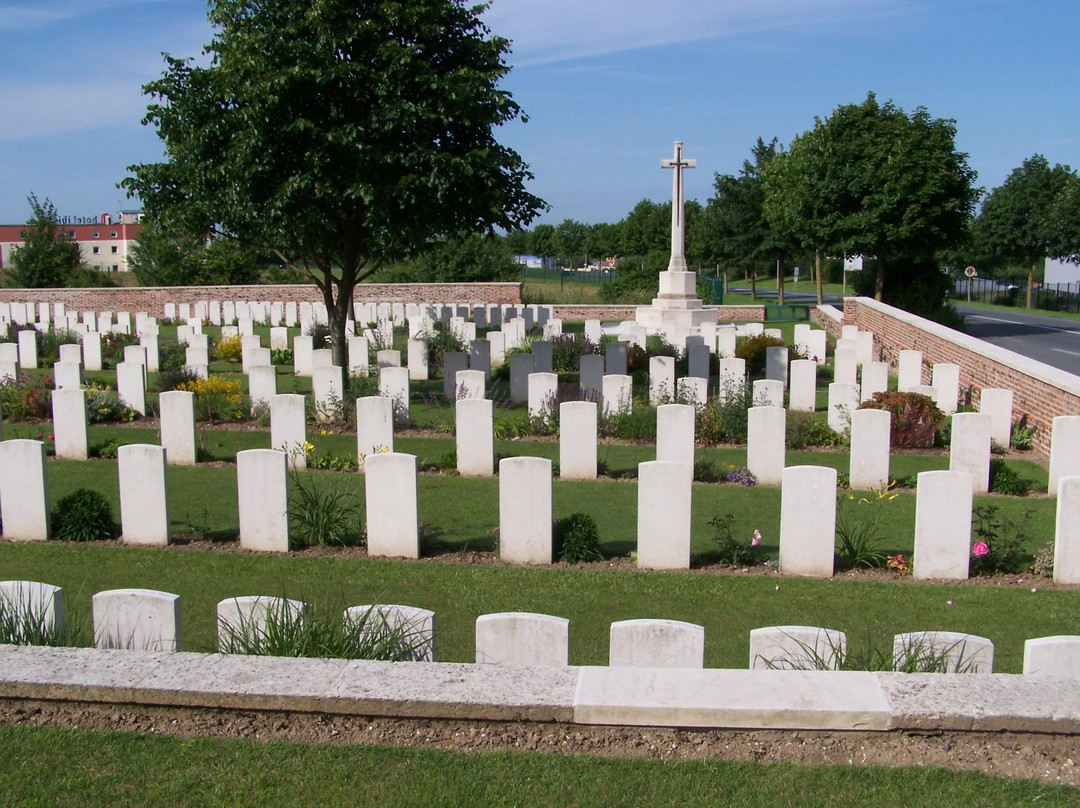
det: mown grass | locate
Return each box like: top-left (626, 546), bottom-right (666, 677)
top-left (1, 534), bottom-right (1073, 672)
top-left (1, 725), bottom-right (1076, 807)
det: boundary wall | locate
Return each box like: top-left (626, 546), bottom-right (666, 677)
top-left (2, 644), bottom-right (1078, 734)
top-left (822, 297), bottom-right (1080, 457)
top-left (0, 283), bottom-right (525, 313)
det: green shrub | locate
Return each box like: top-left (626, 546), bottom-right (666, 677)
top-left (1010, 416), bottom-right (1037, 451)
top-left (735, 333), bottom-right (785, 375)
top-left (553, 513), bottom-right (603, 563)
top-left (156, 365), bottom-right (201, 393)
top-left (786, 411), bottom-right (844, 449)
top-left (420, 320), bottom-right (467, 371)
top-left (859, 391), bottom-right (944, 449)
top-left (0, 372), bottom-right (52, 420)
top-left (40, 328), bottom-right (81, 363)
top-left (157, 340), bottom-right (188, 372)
top-left (85, 384), bottom-right (138, 423)
top-left (271, 347), bottom-right (294, 366)
top-left (52, 488), bottom-right (115, 542)
top-left (697, 380), bottom-right (753, 445)
top-left (213, 334), bottom-right (244, 363)
top-left (100, 332), bottom-right (138, 369)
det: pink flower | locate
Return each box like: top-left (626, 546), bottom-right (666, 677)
top-left (751, 529), bottom-right (762, 547)
top-left (47, 434), bottom-right (54, 441)
top-left (972, 541), bottom-right (989, 557)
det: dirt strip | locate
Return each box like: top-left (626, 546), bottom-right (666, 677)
top-left (2, 698), bottom-right (1077, 787)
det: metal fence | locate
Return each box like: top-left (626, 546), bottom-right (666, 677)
top-left (518, 265), bottom-right (615, 286)
top-left (952, 278), bottom-right (1080, 314)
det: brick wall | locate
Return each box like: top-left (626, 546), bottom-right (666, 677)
top-left (0, 282), bottom-right (524, 313)
top-left (843, 296), bottom-right (1080, 457)
top-left (811, 304), bottom-right (844, 340)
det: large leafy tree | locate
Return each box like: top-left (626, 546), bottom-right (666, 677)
top-left (973, 155), bottom-right (1077, 307)
top-left (5, 195), bottom-right (84, 288)
top-left (124, 0), bottom-right (544, 366)
top-left (707, 138), bottom-right (791, 299)
top-left (762, 93), bottom-right (978, 306)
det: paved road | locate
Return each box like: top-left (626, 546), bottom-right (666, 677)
top-left (727, 287), bottom-right (1080, 376)
top-left (955, 305), bottom-right (1080, 377)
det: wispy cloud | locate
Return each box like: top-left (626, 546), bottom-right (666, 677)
top-left (0, 0), bottom-right (173, 32)
top-left (483, 0), bottom-right (906, 65)
top-left (0, 82), bottom-right (150, 142)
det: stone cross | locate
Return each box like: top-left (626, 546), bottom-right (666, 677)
top-left (661, 141), bottom-right (696, 272)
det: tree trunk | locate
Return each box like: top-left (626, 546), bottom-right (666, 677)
top-left (320, 277), bottom-right (355, 394)
top-left (875, 256), bottom-right (885, 302)
top-left (749, 270), bottom-right (757, 301)
top-left (776, 257), bottom-right (785, 305)
top-left (815, 251), bottom-right (824, 305)
top-left (1027, 262), bottom-right (1036, 309)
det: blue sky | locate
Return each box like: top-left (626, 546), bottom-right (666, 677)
top-left (1, 0), bottom-right (1077, 227)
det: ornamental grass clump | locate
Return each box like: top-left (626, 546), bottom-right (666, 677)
top-left (287, 472), bottom-right (364, 548)
top-left (834, 486), bottom-right (897, 569)
top-left (217, 597), bottom-right (430, 661)
top-left (0, 590), bottom-right (88, 648)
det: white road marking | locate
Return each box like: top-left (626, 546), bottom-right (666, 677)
top-left (966, 314), bottom-right (1080, 334)
top-left (1051, 348), bottom-right (1080, 357)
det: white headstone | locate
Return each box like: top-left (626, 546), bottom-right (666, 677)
top-left (270, 394), bottom-right (307, 470)
top-left (656, 403), bottom-right (696, 468)
top-left (356, 395), bottom-right (394, 463)
top-left (978, 388), bottom-right (1014, 448)
top-left (788, 359), bottom-right (817, 412)
top-left (499, 457), bottom-right (552, 564)
top-left (931, 363), bottom-right (961, 414)
top-left (379, 366), bottom-right (411, 425)
top-left (949, 411), bottom-right (991, 494)
top-left (475, 612), bottom-right (568, 666)
top-left (749, 625), bottom-right (846, 670)
top-left (0, 440), bottom-right (50, 540)
top-left (609, 619), bottom-right (705, 668)
top-left (913, 470), bottom-right (972, 580)
top-left (118, 445), bottom-right (170, 546)
top-left (1054, 476), bottom-right (1080, 585)
top-left (636, 460), bottom-right (692, 570)
top-left (365, 452), bottom-right (419, 558)
top-left (456, 398), bottom-right (494, 477)
top-left (1049, 416), bottom-right (1080, 496)
top-left (236, 449), bottom-right (290, 552)
top-left (779, 465), bottom-right (836, 578)
top-left (50, 389), bottom-right (88, 461)
top-left (849, 408), bottom-right (891, 490)
top-left (747, 406), bottom-right (786, 486)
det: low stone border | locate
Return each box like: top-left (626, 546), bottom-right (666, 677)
top-left (3, 645), bottom-right (1078, 734)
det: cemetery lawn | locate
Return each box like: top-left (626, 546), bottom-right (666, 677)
top-left (2, 724), bottom-right (1078, 806)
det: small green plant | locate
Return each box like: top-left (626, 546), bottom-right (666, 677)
top-left (988, 457), bottom-right (1030, 495)
top-left (84, 382), bottom-right (139, 423)
top-left (287, 472), bottom-right (364, 548)
top-left (834, 487), bottom-right (896, 569)
top-left (270, 347), bottom-right (294, 366)
top-left (52, 488), bottom-right (115, 542)
top-left (1032, 541), bottom-right (1055, 577)
top-left (553, 513), bottom-right (604, 563)
top-left (1010, 416), bottom-right (1037, 451)
top-left (970, 503), bottom-right (1031, 575)
top-left (709, 512), bottom-right (763, 566)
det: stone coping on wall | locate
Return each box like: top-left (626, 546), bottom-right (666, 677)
top-left (3, 645), bottom-right (1078, 734)
top-left (846, 297), bottom-right (1080, 397)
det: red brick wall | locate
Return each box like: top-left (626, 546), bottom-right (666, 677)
top-left (0, 282), bottom-right (523, 313)
top-left (550, 304), bottom-right (766, 322)
top-left (842, 297), bottom-right (1080, 457)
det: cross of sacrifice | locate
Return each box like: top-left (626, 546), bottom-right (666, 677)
top-left (661, 141), bottom-right (696, 270)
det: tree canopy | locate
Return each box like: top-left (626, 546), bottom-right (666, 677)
top-left (129, 219), bottom-right (261, 287)
top-left (973, 154), bottom-right (1078, 306)
top-left (5, 195), bottom-right (85, 288)
top-left (761, 93), bottom-right (978, 308)
top-left (124, 0), bottom-right (544, 364)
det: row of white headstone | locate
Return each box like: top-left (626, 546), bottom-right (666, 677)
top-left (4, 580), bottom-right (1079, 678)
top-left (6, 422), bottom-right (1080, 584)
